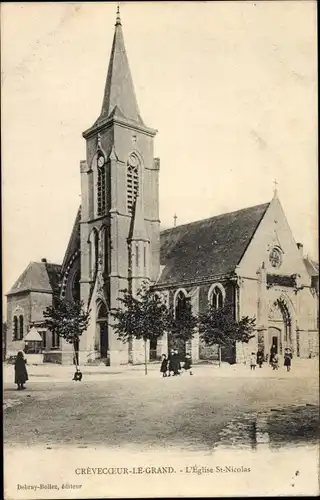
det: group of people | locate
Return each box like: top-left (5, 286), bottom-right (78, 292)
top-left (249, 345), bottom-right (293, 372)
top-left (160, 349), bottom-right (193, 377)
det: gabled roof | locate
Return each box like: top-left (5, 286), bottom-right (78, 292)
top-left (303, 257), bottom-right (319, 277)
top-left (97, 9), bottom-right (143, 126)
top-left (158, 202), bottom-right (270, 286)
top-left (7, 261), bottom-right (61, 296)
top-left (24, 326), bottom-right (42, 342)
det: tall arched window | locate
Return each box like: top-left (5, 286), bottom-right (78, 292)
top-left (72, 270), bottom-right (81, 302)
top-left (175, 290), bottom-right (187, 320)
top-left (127, 154), bottom-right (139, 214)
top-left (13, 316), bottom-right (18, 341)
top-left (97, 154), bottom-right (106, 216)
top-left (209, 285), bottom-right (224, 310)
top-left (19, 315), bottom-right (24, 340)
top-left (88, 229), bottom-right (99, 280)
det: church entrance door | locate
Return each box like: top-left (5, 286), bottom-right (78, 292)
top-left (97, 302), bottom-right (110, 366)
top-left (99, 322), bottom-right (109, 358)
top-left (267, 327), bottom-right (281, 356)
top-left (268, 298), bottom-right (292, 357)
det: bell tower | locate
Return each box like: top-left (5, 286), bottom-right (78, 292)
top-left (79, 7), bottom-right (160, 365)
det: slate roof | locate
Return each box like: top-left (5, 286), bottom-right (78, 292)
top-left (303, 257), bottom-right (319, 277)
top-left (60, 206), bottom-right (81, 275)
top-left (96, 13), bottom-right (143, 126)
top-left (7, 261), bottom-right (61, 296)
top-left (158, 203), bottom-right (270, 286)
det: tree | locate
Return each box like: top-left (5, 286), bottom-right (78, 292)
top-left (167, 297), bottom-right (198, 351)
top-left (199, 304), bottom-right (256, 365)
top-left (43, 295), bottom-right (91, 371)
top-left (111, 282), bottom-right (170, 375)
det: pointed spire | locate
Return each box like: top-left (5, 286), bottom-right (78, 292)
top-left (98, 5), bottom-right (143, 125)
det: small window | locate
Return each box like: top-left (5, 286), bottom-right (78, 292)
top-left (52, 332), bottom-right (60, 349)
top-left (41, 331), bottom-right (47, 349)
top-left (13, 316), bottom-right (18, 341)
top-left (143, 245), bottom-right (147, 269)
top-left (19, 315), bottom-right (24, 340)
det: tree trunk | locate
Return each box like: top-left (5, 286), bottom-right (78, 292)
top-left (144, 338), bottom-right (148, 375)
top-left (218, 345), bottom-right (222, 367)
top-left (73, 339), bottom-right (79, 371)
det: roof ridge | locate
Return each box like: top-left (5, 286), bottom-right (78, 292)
top-left (161, 201), bottom-right (270, 234)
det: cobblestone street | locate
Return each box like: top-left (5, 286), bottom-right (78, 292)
top-left (4, 361), bottom-right (318, 452)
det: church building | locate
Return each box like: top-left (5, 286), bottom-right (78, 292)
top-left (5, 9), bottom-right (319, 365)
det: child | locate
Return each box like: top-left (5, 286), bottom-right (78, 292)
top-left (160, 354), bottom-right (168, 377)
top-left (183, 353), bottom-right (193, 375)
top-left (72, 368), bottom-right (83, 381)
top-left (257, 350), bottom-right (264, 368)
top-left (14, 351), bottom-right (28, 390)
top-left (250, 352), bottom-right (257, 370)
top-left (284, 348), bottom-right (292, 372)
top-left (272, 353), bottom-right (279, 370)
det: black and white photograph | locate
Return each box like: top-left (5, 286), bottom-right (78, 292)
top-left (2, 1), bottom-right (318, 498)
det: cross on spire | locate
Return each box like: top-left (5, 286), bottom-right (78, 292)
top-left (116, 3), bottom-right (121, 26)
top-left (173, 214), bottom-right (177, 227)
top-left (273, 179), bottom-right (278, 196)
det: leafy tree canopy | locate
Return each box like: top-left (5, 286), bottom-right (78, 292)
top-left (199, 304), bottom-right (256, 347)
top-left (168, 298), bottom-right (198, 343)
top-left (43, 295), bottom-right (90, 345)
top-left (111, 282), bottom-right (169, 344)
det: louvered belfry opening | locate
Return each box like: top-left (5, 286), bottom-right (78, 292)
top-left (127, 163), bottom-right (139, 215)
top-left (97, 163), bottom-right (107, 216)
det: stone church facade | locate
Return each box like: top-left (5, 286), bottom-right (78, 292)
top-left (5, 9), bottom-right (319, 365)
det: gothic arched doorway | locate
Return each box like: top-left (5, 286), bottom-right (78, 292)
top-left (268, 298), bottom-right (292, 357)
top-left (97, 302), bottom-right (109, 365)
top-left (168, 290), bottom-right (189, 356)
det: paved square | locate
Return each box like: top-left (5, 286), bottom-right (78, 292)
top-left (4, 363), bottom-right (319, 452)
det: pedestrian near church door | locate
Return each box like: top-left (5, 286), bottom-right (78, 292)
top-left (268, 327), bottom-right (281, 355)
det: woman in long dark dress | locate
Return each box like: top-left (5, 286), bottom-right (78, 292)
top-left (168, 350), bottom-right (175, 377)
top-left (14, 351), bottom-right (28, 390)
top-left (160, 354), bottom-right (168, 377)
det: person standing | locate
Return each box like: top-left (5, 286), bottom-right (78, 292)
top-left (183, 353), bottom-right (193, 375)
top-left (168, 349), bottom-right (175, 377)
top-left (14, 351), bottom-right (28, 390)
top-left (160, 354), bottom-right (168, 377)
top-left (270, 344), bottom-right (277, 365)
top-left (284, 348), bottom-right (292, 372)
top-left (257, 350), bottom-right (264, 368)
top-left (250, 352), bottom-right (257, 370)
top-left (173, 349), bottom-right (181, 376)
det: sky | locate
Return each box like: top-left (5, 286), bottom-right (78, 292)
top-left (1, 1), bottom-right (318, 311)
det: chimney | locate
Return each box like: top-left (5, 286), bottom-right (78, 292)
top-left (41, 258), bottom-right (47, 263)
top-left (296, 243), bottom-right (303, 257)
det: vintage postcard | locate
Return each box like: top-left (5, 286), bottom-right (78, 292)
top-left (2, 1), bottom-right (319, 498)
